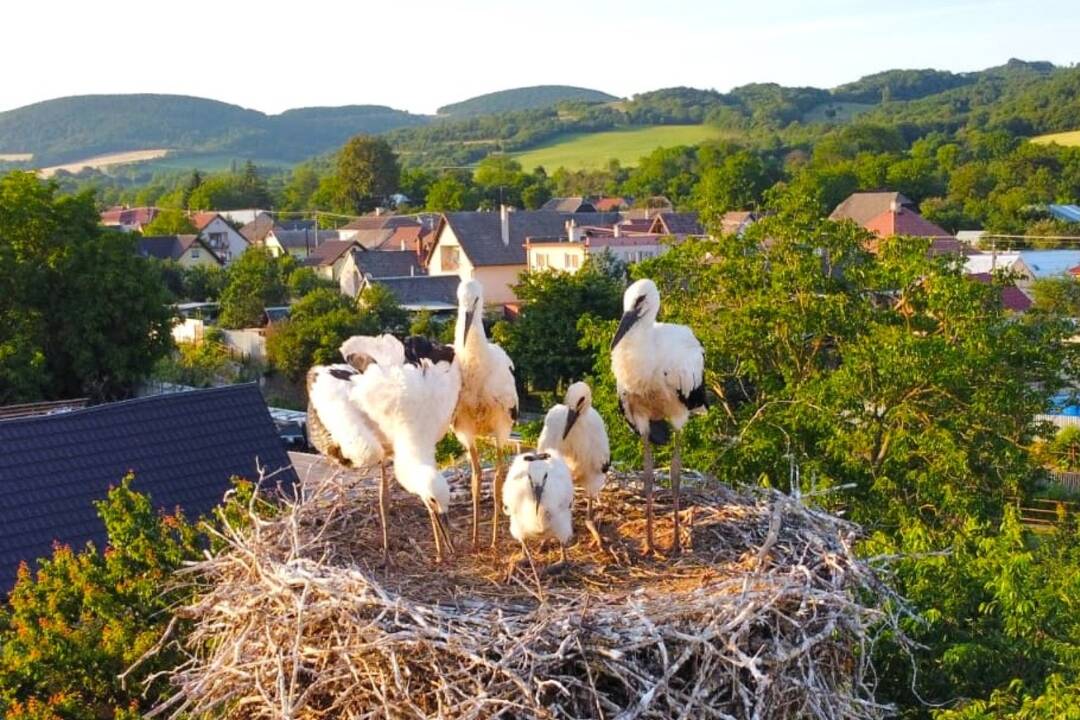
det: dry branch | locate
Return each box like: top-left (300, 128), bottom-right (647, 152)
top-left (145, 463), bottom-right (909, 719)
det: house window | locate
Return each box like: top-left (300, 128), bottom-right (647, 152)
top-left (441, 246), bottom-right (460, 272)
top-left (209, 232), bottom-right (225, 248)
top-left (536, 253), bottom-right (548, 269)
top-left (191, 249), bottom-right (200, 259)
top-left (566, 253), bottom-right (580, 269)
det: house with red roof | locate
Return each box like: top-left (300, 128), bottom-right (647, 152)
top-left (99, 206), bottom-right (160, 233)
top-left (190, 211), bottom-right (249, 264)
top-left (832, 192), bottom-right (963, 256)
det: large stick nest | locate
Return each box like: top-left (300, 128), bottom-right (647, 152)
top-left (146, 461), bottom-right (909, 719)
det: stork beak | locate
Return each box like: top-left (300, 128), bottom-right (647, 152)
top-left (463, 298), bottom-right (479, 338)
top-left (436, 510), bottom-right (455, 555)
top-left (562, 407), bottom-right (579, 440)
top-left (611, 310), bottom-right (640, 349)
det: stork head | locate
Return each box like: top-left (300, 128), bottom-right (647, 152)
top-left (611, 278), bottom-right (660, 349)
top-left (457, 280), bottom-right (484, 341)
top-left (562, 381), bottom-right (592, 439)
top-left (413, 465), bottom-right (456, 555)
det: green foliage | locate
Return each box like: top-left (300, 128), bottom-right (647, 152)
top-left (425, 173), bottom-right (476, 211)
top-left (0, 475), bottom-right (203, 719)
top-left (0, 172), bottom-right (173, 402)
top-left (287, 267), bottom-right (336, 299)
top-left (1030, 277), bottom-right (1080, 317)
top-left (333, 135), bottom-right (400, 214)
top-left (496, 263), bottom-right (622, 391)
top-left (185, 163), bottom-right (271, 210)
top-left (265, 286), bottom-right (406, 380)
top-left (436, 85), bottom-right (616, 117)
top-left (140, 208), bottom-right (196, 235)
top-left (152, 327), bottom-right (259, 388)
top-left (218, 247), bottom-right (289, 329)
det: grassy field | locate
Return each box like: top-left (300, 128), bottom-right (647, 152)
top-left (513, 125), bottom-right (731, 170)
top-left (1031, 130), bottom-right (1080, 147)
top-left (37, 149), bottom-right (169, 177)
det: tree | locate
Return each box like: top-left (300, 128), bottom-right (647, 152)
top-left (141, 208), bottom-right (196, 235)
top-left (0, 476), bottom-right (203, 719)
top-left (218, 247), bottom-right (288, 329)
top-left (334, 135), bottom-right (400, 214)
top-left (495, 263), bottom-right (622, 391)
top-left (287, 267), bottom-right (336, 299)
top-left (425, 174), bottom-right (475, 212)
top-left (0, 172), bottom-right (173, 402)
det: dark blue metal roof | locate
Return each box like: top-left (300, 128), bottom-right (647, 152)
top-left (0, 384), bottom-right (296, 592)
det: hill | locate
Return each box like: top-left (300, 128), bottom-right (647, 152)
top-left (1031, 129), bottom-right (1080, 147)
top-left (0, 94), bottom-right (429, 166)
top-left (436, 85), bottom-right (617, 117)
top-left (514, 125), bottom-right (732, 170)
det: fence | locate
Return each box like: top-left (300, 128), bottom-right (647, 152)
top-left (1049, 471), bottom-right (1080, 493)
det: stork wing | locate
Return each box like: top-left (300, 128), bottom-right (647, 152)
top-left (487, 342), bottom-right (520, 418)
top-left (660, 324), bottom-right (706, 406)
top-left (307, 364), bottom-right (387, 465)
top-left (349, 356), bottom-right (462, 448)
top-left (340, 334), bottom-right (405, 370)
top-left (536, 404), bottom-right (565, 453)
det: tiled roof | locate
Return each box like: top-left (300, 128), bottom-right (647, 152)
top-left (593, 197), bottom-right (629, 212)
top-left (863, 207), bottom-right (963, 255)
top-left (341, 215), bottom-right (418, 231)
top-left (304, 240), bottom-right (362, 266)
top-left (649, 212), bottom-right (704, 236)
top-left (441, 211), bottom-right (622, 267)
top-left (270, 229), bottom-right (340, 249)
top-left (136, 235), bottom-right (221, 263)
top-left (239, 214), bottom-right (275, 245)
top-left (1017, 250), bottom-right (1080, 278)
top-left (190, 211), bottom-right (221, 231)
top-left (353, 248), bottom-right (424, 278)
top-left (380, 225), bottom-right (427, 252)
top-left (100, 206), bottom-right (160, 227)
top-left (372, 275), bottom-right (460, 307)
top-left (829, 192), bottom-right (914, 225)
top-left (0, 385), bottom-right (296, 591)
top-left (541, 197), bottom-right (597, 213)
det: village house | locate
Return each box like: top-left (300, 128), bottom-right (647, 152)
top-left (720, 210), bottom-right (762, 236)
top-left (264, 228), bottom-right (339, 260)
top-left (136, 235), bottom-right (222, 268)
top-left (239, 214), bottom-right (316, 247)
top-left (0, 384), bottom-right (295, 589)
top-left (339, 248), bottom-right (425, 298)
top-left (965, 250), bottom-right (1080, 288)
top-left (426, 208), bottom-right (621, 305)
top-left (648, 212), bottom-right (705, 236)
top-left (99, 206), bottom-right (160, 233)
top-left (831, 191), bottom-right (962, 255)
top-left (361, 275), bottom-right (461, 313)
top-left (302, 239), bottom-right (364, 281)
top-left (525, 226), bottom-right (672, 273)
top-left (191, 211), bottom-right (249, 264)
top-left (541, 197), bottom-right (598, 213)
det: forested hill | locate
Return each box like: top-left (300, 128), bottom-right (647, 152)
top-left (436, 86), bottom-right (617, 117)
top-left (0, 95), bottom-right (429, 166)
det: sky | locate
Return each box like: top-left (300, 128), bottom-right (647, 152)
top-left (2, 0), bottom-right (1077, 116)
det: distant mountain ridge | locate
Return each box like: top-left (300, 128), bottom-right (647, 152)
top-left (0, 94), bottom-right (429, 166)
top-left (436, 86), bottom-right (617, 117)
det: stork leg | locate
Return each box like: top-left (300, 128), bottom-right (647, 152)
top-left (671, 432), bottom-right (682, 555)
top-left (429, 506), bottom-right (445, 564)
top-left (468, 443), bottom-right (482, 549)
top-left (378, 462), bottom-right (391, 566)
top-left (642, 435), bottom-right (655, 555)
top-left (585, 497), bottom-right (604, 550)
top-left (490, 439), bottom-right (505, 548)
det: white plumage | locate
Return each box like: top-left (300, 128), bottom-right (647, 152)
top-left (537, 382), bottom-right (610, 511)
top-left (306, 333), bottom-right (461, 562)
top-left (502, 452), bottom-right (574, 581)
top-left (610, 278), bottom-right (706, 554)
top-left (452, 279), bottom-right (519, 547)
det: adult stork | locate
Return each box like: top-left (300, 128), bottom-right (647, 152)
top-left (306, 334), bottom-right (460, 563)
top-left (502, 451), bottom-right (574, 590)
top-left (610, 278), bottom-right (705, 554)
top-left (452, 279), bottom-right (519, 548)
top-left (537, 381), bottom-right (610, 545)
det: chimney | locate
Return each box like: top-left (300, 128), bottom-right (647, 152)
top-left (890, 198), bottom-right (900, 213)
top-left (500, 204), bottom-right (511, 246)
top-left (566, 218), bottom-right (577, 243)
top-left (614, 223), bottom-right (621, 238)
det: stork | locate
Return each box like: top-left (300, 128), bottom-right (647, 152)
top-left (502, 451), bottom-right (574, 589)
top-left (452, 280), bottom-right (519, 548)
top-left (537, 381), bottom-right (610, 545)
top-left (306, 334), bottom-right (461, 563)
top-left (610, 278), bottom-right (705, 554)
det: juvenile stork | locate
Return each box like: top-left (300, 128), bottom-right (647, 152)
top-left (306, 334), bottom-right (461, 563)
top-left (610, 278), bottom-right (705, 554)
top-left (452, 280), bottom-right (519, 548)
top-left (537, 382), bottom-right (610, 544)
top-left (502, 451), bottom-right (574, 588)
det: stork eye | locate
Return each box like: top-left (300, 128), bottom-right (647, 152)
top-left (634, 295), bottom-right (646, 306)
top-left (523, 454), bottom-right (537, 462)
top-left (534, 452), bottom-right (550, 460)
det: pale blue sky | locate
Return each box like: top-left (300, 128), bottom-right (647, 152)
top-left (2, 0), bottom-right (1076, 115)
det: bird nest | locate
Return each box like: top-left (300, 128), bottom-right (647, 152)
top-left (142, 461), bottom-right (910, 719)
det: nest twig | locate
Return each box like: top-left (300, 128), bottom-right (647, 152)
top-left (144, 461), bottom-right (911, 719)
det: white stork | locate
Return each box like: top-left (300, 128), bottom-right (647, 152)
top-left (502, 451), bottom-right (574, 588)
top-left (537, 381), bottom-right (610, 544)
top-left (610, 278), bottom-right (706, 554)
top-left (306, 334), bottom-right (461, 563)
top-left (452, 280), bottom-right (519, 548)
